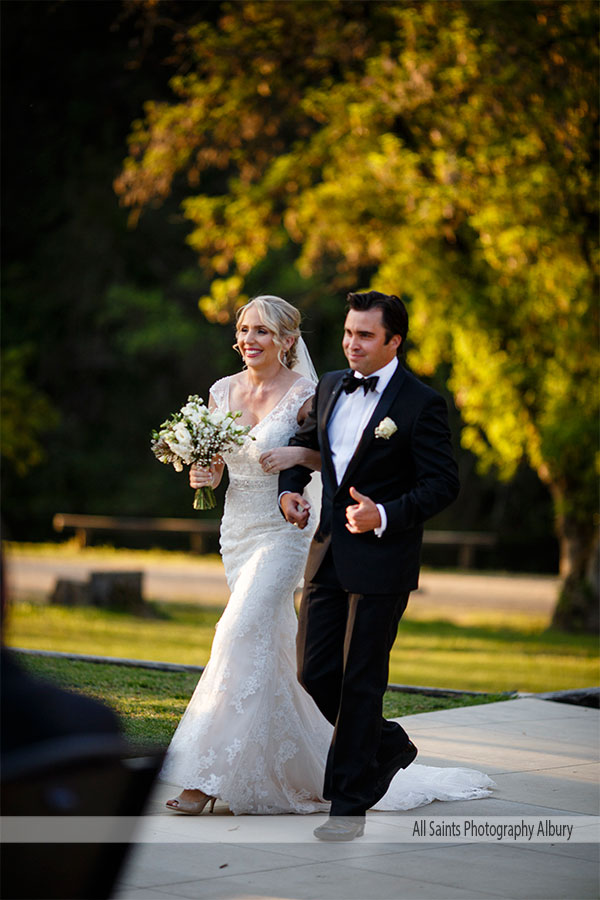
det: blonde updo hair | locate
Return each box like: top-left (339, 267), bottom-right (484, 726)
top-left (235, 295), bottom-right (301, 369)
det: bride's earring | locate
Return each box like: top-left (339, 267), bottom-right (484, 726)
top-left (233, 340), bottom-right (247, 369)
top-left (279, 336), bottom-right (295, 369)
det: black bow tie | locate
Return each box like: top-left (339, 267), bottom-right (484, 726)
top-left (342, 373), bottom-right (379, 395)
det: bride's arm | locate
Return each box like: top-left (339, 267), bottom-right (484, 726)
top-left (259, 397), bottom-right (321, 474)
top-left (189, 393), bottom-right (226, 490)
top-left (259, 445), bottom-right (321, 474)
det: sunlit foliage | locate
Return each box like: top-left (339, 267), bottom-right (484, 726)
top-left (116, 1), bottom-right (599, 627)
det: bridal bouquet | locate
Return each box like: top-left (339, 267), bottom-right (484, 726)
top-left (151, 395), bottom-right (252, 510)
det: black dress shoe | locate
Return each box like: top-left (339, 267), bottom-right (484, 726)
top-left (375, 740), bottom-right (418, 798)
top-left (394, 739), bottom-right (418, 771)
top-left (313, 816), bottom-right (365, 842)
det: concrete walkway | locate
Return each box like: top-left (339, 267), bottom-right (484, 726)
top-left (6, 550), bottom-right (559, 616)
top-left (113, 698), bottom-right (599, 900)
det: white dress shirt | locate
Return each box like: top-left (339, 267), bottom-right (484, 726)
top-left (328, 356), bottom-right (398, 535)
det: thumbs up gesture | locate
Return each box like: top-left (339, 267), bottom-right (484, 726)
top-left (345, 486), bottom-right (382, 534)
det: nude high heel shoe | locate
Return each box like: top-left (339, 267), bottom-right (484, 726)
top-left (165, 792), bottom-right (216, 815)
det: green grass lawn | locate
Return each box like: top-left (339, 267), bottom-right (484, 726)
top-left (13, 653), bottom-right (510, 747)
top-left (5, 598), bottom-right (598, 694)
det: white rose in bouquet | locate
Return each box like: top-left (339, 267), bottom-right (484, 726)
top-left (151, 394), bottom-right (253, 510)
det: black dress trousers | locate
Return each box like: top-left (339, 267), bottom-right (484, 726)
top-left (296, 547), bottom-right (410, 816)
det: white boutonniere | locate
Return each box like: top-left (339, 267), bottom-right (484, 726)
top-left (374, 417), bottom-right (397, 440)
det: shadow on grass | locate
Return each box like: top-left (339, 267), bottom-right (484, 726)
top-left (17, 599), bottom-right (594, 659)
top-left (158, 601), bottom-right (595, 649)
top-left (397, 617), bottom-right (598, 655)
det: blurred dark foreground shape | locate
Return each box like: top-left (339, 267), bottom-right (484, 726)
top-left (1, 648), bottom-right (164, 900)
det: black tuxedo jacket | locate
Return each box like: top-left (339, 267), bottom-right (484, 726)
top-left (279, 363), bottom-right (460, 595)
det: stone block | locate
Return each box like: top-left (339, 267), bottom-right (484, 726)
top-left (89, 572), bottom-right (145, 613)
top-left (48, 571), bottom-right (154, 616)
top-left (49, 579), bottom-right (90, 606)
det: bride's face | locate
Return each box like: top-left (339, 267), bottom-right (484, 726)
top-left (236, 308), bottom-right (281, 368)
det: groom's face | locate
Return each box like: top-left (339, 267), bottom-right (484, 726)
top-left (343, 308), bottom-right (402, 375)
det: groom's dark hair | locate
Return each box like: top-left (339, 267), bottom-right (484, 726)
top-left (346, 291), bottom-right (408, 356)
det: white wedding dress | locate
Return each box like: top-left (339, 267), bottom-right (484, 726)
top-left (160, 375), bottom-right (494, 814)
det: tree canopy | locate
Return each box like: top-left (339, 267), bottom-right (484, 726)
top-left (0, 0), bottom-right (235, 539)
top-left (117, 0), bottom-right (599, 628)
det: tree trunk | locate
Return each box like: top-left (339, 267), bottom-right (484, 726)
top-left (550, 488), bottom-right (598, 632)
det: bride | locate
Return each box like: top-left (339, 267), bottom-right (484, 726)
top-left (162, 295), bottom-right (493, 815)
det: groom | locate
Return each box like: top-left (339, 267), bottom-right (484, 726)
top-left (279, 291), bottom-right (460, 841)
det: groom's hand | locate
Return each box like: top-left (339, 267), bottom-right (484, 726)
top-left (280, 492), bottom-right (311, 529)
top-left (346, 487), bottom-right (382, 533)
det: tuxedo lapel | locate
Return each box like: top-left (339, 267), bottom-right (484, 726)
top-left (337, 364), bottom-right (406, 492)
top-left (319, 373), bottom-right (348, 488)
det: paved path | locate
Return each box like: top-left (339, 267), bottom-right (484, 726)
top-left (6, 552), bottom-right (559, 617)
top-left (112, 698), bottom-right (599, 900)
top-left (6, 552), bottom-right (230, 605)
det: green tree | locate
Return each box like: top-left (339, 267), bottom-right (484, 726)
top-left (116, 1), bottom-right (599, 630)
top-left (0, 0), bottom-right (232, 540)
top-left (1, 346), bottom-right (60, 476)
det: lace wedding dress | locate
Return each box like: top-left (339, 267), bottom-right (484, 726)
top-left (160, 375), bottom-right (494, 814)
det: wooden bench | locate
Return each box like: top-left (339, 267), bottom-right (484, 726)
top-left (53, 514), bottom-right (495, 566)
top-left (52, 513), bottom-right (220, 554)
top-left (421, 529), bottom-right (497, 569)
